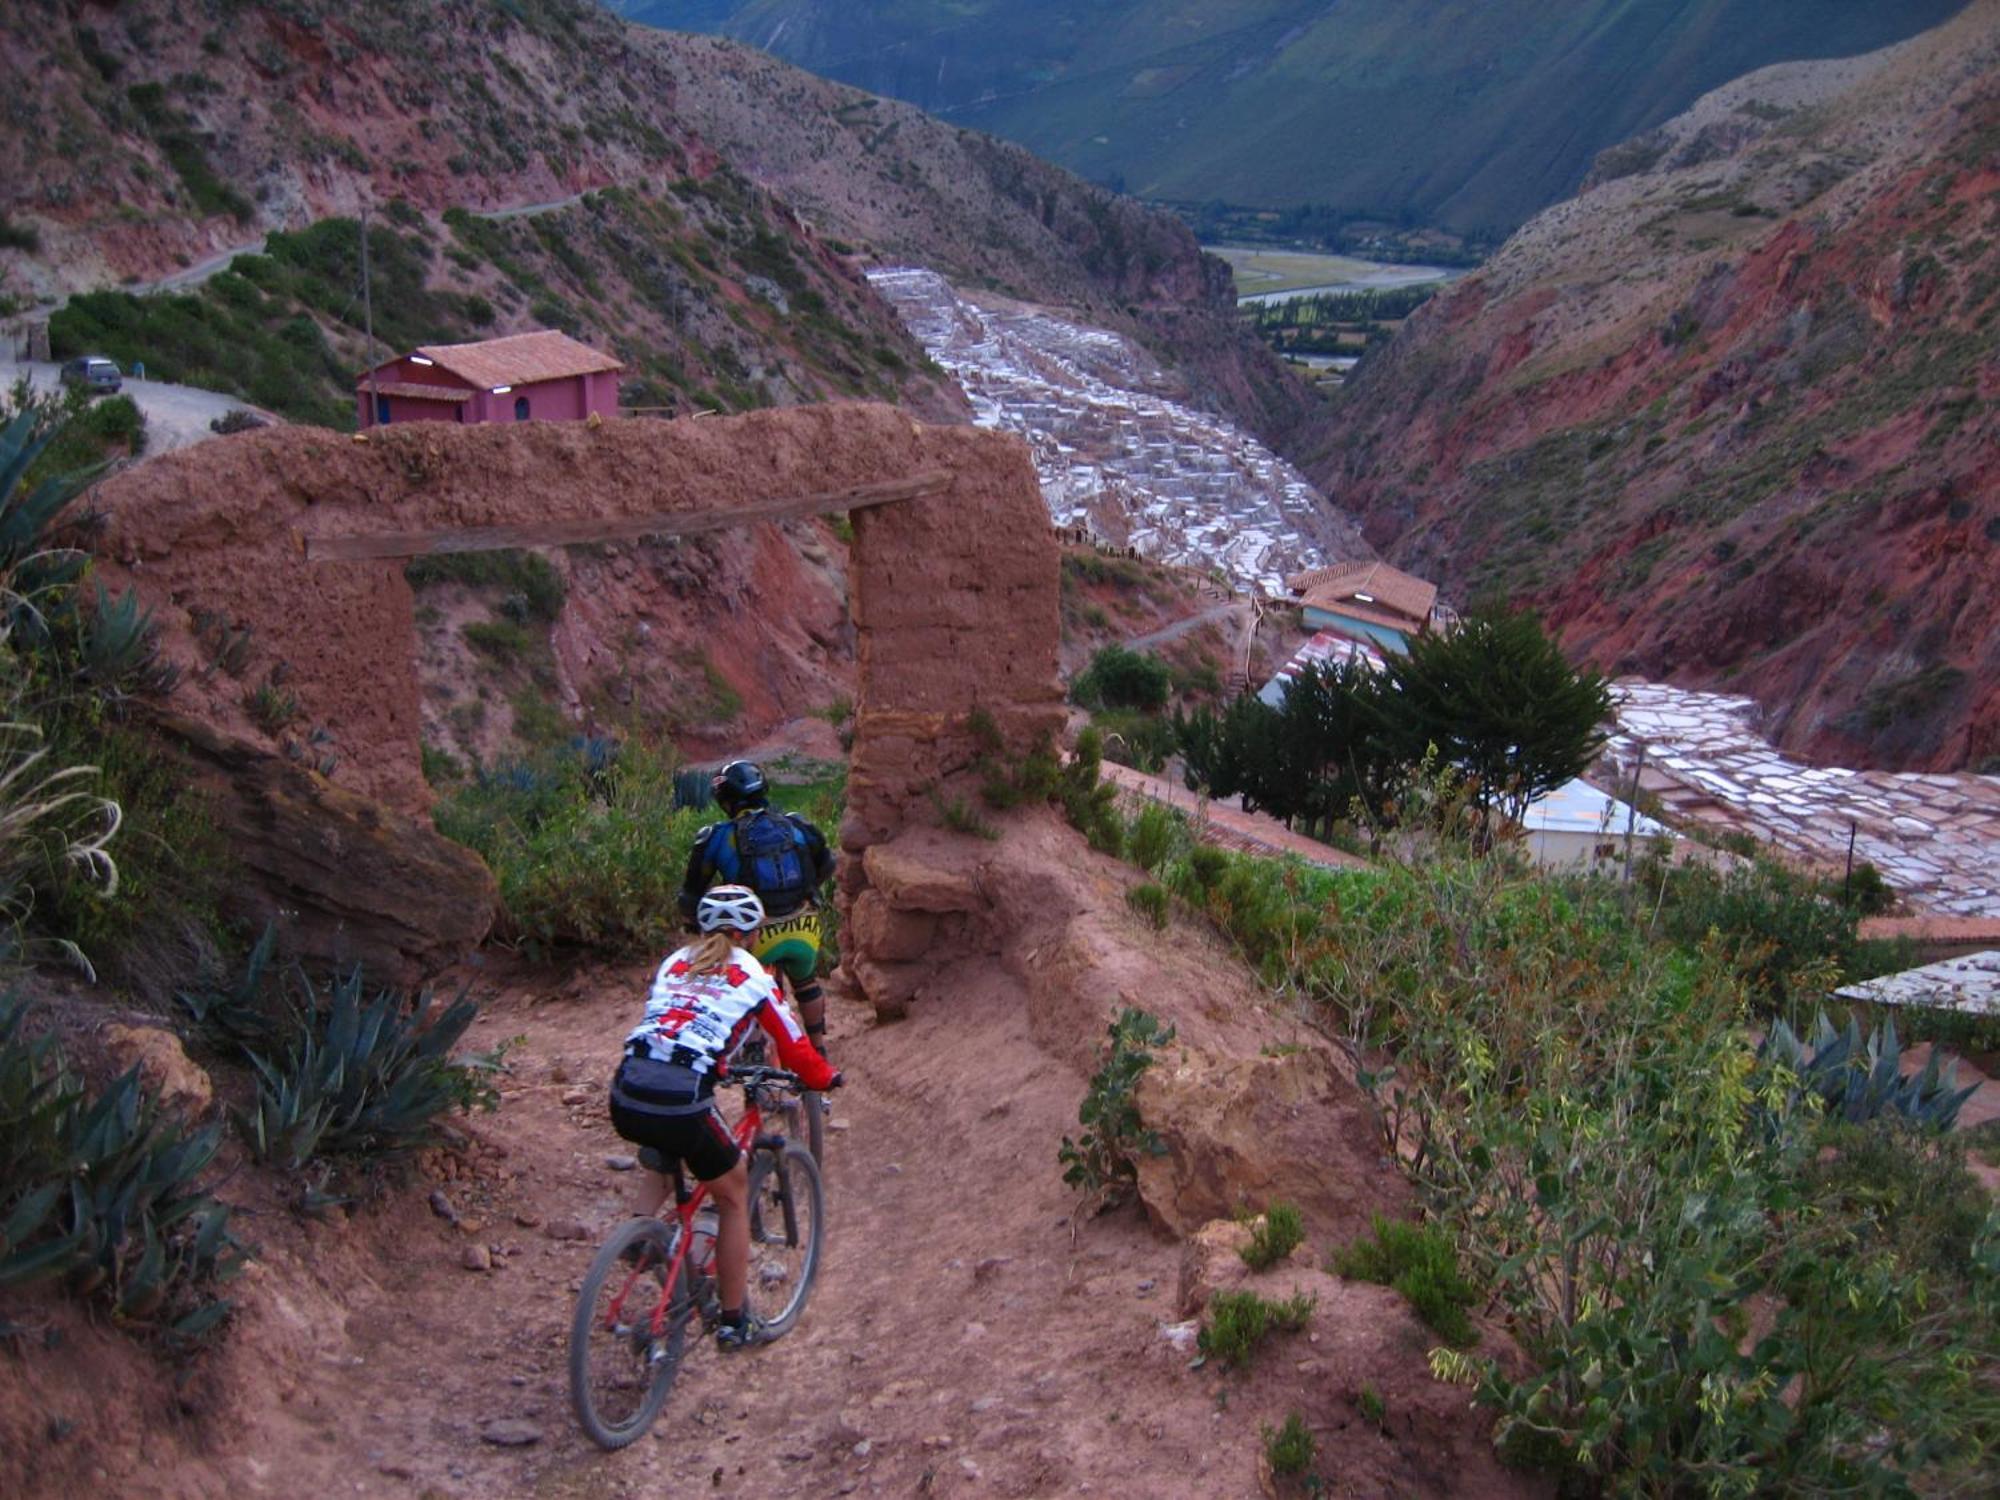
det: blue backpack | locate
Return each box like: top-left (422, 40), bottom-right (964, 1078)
top-left (712, 811), bottom-right (812, 915)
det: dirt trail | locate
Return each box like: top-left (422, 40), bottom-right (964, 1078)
top-left (256, 962), bottom-right (1280, 1499)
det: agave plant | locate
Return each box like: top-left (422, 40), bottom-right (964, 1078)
top-left (1760, 1010), bottom-right (1980, 1131)
top-left (243, 966), bottom-right (483, 1171)
top-left (0, 993), bottom-right (241, 1336)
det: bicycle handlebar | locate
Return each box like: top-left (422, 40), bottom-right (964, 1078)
top-left (719, 1063), bottom-right (804, 1093)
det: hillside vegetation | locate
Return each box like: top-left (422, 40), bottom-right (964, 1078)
top-left (1314, 2), bottom-right (2000, 773)
top-left (3, 0), bottom-right (1301, 447)
top-left (628, 0), bottom-right (1965, 238)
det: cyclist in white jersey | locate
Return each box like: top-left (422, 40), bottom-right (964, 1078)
top-left (607, 885), bottom-right (839, 1349)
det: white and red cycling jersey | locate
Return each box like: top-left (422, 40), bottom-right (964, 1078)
top-left (623, 944), bottom-right (836, 1091)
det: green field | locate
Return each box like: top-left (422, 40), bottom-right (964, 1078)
top-left (1206, 246), bottom-right (1457, 303)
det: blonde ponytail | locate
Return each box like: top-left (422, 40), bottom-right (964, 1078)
top-left (683, 932), bottom-right (736, 974)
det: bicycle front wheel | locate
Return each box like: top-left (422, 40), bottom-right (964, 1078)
top-left (569, 1217), bottom-right (689, 1450)
top-left (745, 1142), bottom-right (823, 1337)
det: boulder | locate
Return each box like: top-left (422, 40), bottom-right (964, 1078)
top-left (860, 845), bottom-right (983, 913)
top-left (1134, 1045), bottom-right (1412, 1242)
top-left (150, 711), bottom-right (496, 982)
top-left (100, 1025), bottom-right (212, 1117)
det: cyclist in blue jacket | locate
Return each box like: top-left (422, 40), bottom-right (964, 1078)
top-left (678, 760), bottom-right (837, 1055)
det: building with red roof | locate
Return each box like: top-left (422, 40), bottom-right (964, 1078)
top-left (355, 329), bottom-right (623, 429)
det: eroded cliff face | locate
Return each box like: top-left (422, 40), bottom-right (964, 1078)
top-left (1314, 3), bottom-right (2000, 771)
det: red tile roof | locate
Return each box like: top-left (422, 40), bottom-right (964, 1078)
top-left (1288, 560), bottom-right (1438, 632)
top-left (393, 330), bottom-right (623, 390)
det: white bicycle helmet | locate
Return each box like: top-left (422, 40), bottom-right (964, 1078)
top-left (695, 883), bottom-right (765, 934)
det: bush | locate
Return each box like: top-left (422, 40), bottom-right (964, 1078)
top-left (1649, 855), bottom-right (1857, 1003)
top-left (0, 994), bottom-right (240, 1337)
top-left (432, 739), bottom-right (708, 955)
top-left (404, 549), bottom-right (565, 620)
top-left (1072, 644), bottom-right (1172, 711)
top-left (1240, 1199), bottom-right (1305, 1271)
top-left (1262, 1411), bottom-right (1315, 1477)
top-left (1197, 1288), bottom-right (1315, 1367)
top-left (1125, 880), bottom-right (1169, 930)
top-left (1333, 1214), bottom-right (1477, 1346)
top-left (1058, 1007), bottom-right (1175, 1205)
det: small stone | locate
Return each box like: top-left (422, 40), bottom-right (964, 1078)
top-left (827, 1117), bottom-right (851, 1133)
top-left (376, 1462), bottom-right (415, 1480)
top-left (969, 1396), bottom-right (1000, 1413)
top-left (1294, 1359), bottom-right (1322, 1375)
top-left (544, 1219), bottom-right (589, 1242)
top-left (549, 1061), bottom-right (573, 1084)
top-left (428, 1190), bottom-right (459, 1224)
top-left (479, 1419), bottom-right (542, 1447)
top-left (962, 1322), bottom-right (987, 1340)
top-left (1136, 1278), bottom-right (1156, 1294)
top-left (513, 1211), bottom-right (542, 1229)
top-left (959, 1458), bottom-right (981, 1480)
top-left (780, 1445), bottom-right (813, 1463)
top-left (562, 1088), bottom-right (588, 1107)
top-left (852, 1439), bottom-right (873, 1458)
top-left (605, 1154), bottom-right (638, 1172)
top-left (460, 1244), bottom-right (492, 1273)
top-left (509, 1375), bottom-right (528, 1387)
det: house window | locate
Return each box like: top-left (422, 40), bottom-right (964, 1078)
top-left (514, 395), bottom-right (531, 421)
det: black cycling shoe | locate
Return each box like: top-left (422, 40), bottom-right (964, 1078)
top-left (714, 1313), bottom-right (767, 1352)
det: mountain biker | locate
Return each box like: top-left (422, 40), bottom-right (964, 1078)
top-left (608, 884), bottom-right (840, 1351)
top-left (679, 760), bottom-right (838, 1057)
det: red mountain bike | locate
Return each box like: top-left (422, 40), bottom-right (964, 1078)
top-left (568, 1065), bottom-right (825, 1449)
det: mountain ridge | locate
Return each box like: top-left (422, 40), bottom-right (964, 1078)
top-left (1311, 0), bottom-right (2000, 772)
top-left (625, 0), bottom-right (1968, 237)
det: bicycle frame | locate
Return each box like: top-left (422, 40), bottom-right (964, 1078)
top-left (599, 1072), bottom-right (795, 1341)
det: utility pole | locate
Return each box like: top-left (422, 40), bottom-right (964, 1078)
top-left (361, 206), bottom-right (379, 428)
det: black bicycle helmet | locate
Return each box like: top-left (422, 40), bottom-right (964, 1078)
top-left (712, 759), bottom-right (769, 814)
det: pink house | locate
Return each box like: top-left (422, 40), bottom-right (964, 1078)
top-left (355, 330), bottom-right (624, 428)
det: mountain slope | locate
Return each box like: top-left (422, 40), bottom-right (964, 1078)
top-left (2, 0), bottom-right (1302, 446)
top-left (623, 0), bottom-right (1966, 237)
top-left (1312, 2), bottom-right (2000, 772)
top-left (648, 31), bottom-right (1321, 450)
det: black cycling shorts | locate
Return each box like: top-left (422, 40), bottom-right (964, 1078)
top-left (608, 1055), bottom-right (741, 1181)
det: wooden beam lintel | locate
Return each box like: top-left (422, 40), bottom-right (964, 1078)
top-left (306, 469), bottom-right (952, 562)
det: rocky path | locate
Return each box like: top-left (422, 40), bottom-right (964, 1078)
top-left (271, 961), bottom-right (1275, 1499)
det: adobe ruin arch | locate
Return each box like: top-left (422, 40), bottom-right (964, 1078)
top-left (91, 403), bottom-right (1065, 984)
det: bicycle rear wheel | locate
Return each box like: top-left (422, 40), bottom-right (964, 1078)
top-left (745, 1142), bottom-right (823, 1337)
top-left (569, 1217), bottom-right (690, 1450)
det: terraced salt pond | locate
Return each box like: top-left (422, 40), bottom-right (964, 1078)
top-left (868, 266), bottom-right (1368, 595)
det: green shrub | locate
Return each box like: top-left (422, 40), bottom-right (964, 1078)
top-left (433, 739), bottom-right (708, 955)
top-left (1126, 801), bottom-right (1183, 874)
top-left (1356, 1384), bottom-right (1387, 1427)
top-left (462, 618), bottom-right (534, 661)
top-left (1241, 1200), bottom-right (1305, 1272)
top-left (1125, 880), bottom-right (1169, 930)
top-left (1333, 1214), bottom-right (1477, 1346)
top-left (1262, 1411), bottom-right (1315, 1477)
top-left (404, 549), bottom-right (565, 620)
top-left (1059, 1007), bottom-right (1175, 1205)
top-left (1649, 855), bottom-right (1857, 1003)
top-left (0, 994), bottom-right (240, 1337)
top-left (1197, 1288), bottom-right (1315, 1367)
top-left (1072, 644), bottom-right (1172, 711)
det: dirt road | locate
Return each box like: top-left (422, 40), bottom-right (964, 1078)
top-left (255, 963), bottom-right (1278, 1498)
top-left (1, 358), bottom-right (271, 453)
